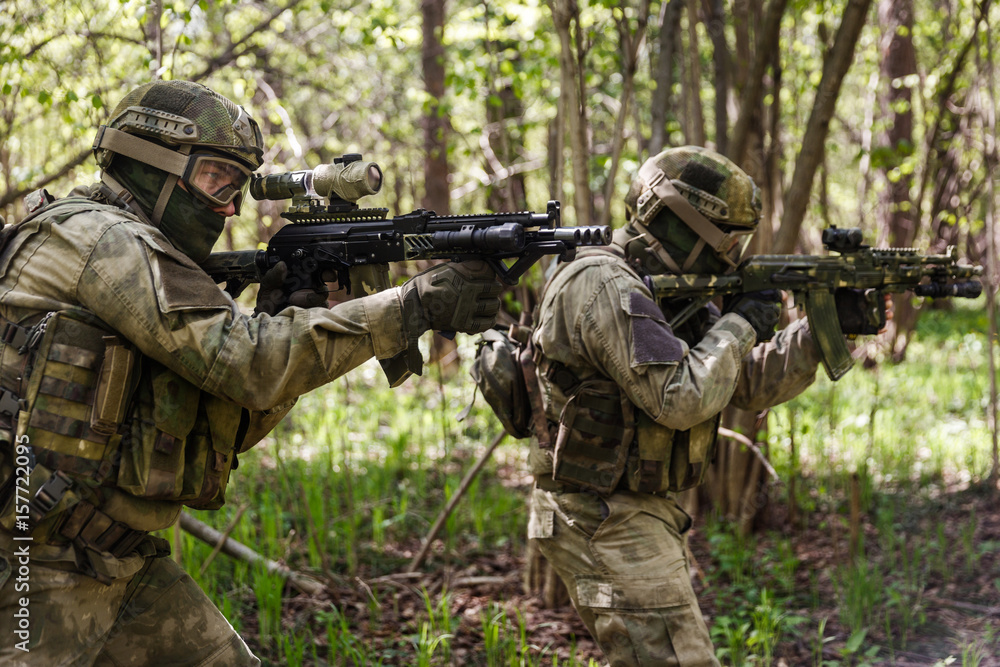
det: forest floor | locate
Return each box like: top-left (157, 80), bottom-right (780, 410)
top-left (244, 478), bottom-right (1000, 666)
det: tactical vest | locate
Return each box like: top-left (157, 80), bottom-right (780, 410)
top-left (0, 196), bottom-right (248, 574)
top-left (531, 248), bottom-right (719, 495)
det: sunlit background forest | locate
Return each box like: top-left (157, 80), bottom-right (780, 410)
top-left (2, 0), bottom-right (1000, 664)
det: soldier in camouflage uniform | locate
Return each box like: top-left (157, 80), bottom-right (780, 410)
top-left (0, 80), bottom-right (501, 665)
top-left (525, 147), bottom-right (825, 666)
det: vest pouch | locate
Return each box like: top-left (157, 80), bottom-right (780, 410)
top-left (551, 380), bottom-right (634, 495)
top-left (627, 411), bottom-right (676, 493)
top-left (666, 415), bottom-right (721, 492)
top-left (91, 336), bottom-right (135, 436)
top-left (117, 360), bottom-right (198, 499)
top-left (117, 360), bottom-right (243, 508)
top-left (17, 312), bottom-right (120, 480)
top-left (184, 395), bottom-right (245, 510)
top-left (630, 412), bottom-right (721, 494)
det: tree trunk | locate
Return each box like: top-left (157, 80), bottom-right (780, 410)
top-left (422, 0), bottom-right (450, 215)
top-left (682, 0), bottom-right (706, 146)
top-left (548, 0), bottom-right (593, 226)
top-left (484, 47), bottom-right (528, 214)
top-left (773, 0), bottom-right (874, 253)
top-left (704, 0), bottom-right (730, 153)
top-left (649, 0), bottom-right (683, 156)
top-left (728, 0), bottom-right (787, 168)
top-left (703, 0), bottom-right (775, 533)
top-left (421, 0), bottom-right (457, 372)
top-left (877, 0), bottom-right (920, 362)
top-left (598, 3), bottom-right (650, 229)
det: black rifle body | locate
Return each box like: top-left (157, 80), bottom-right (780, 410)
top-left (204, 201), bottom-right (610, 298)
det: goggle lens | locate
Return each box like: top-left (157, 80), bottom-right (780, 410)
top-left (184, 155), bottom-right (253, 211)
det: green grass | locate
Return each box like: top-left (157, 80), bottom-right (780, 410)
top-left (160, 300), bottom-right (998, 665)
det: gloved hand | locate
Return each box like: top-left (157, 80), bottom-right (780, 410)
top-left (834, 288), bottom-right (886, 335)
top-left (254, 261), bottom-right (330, 316)
top-left (722, 289), bottom-right (782, 343)
top-left (399, 260), bottom-right (502, 336)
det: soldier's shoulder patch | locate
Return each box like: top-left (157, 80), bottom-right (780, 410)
top-left (626, 292), bottom-right (683, 365)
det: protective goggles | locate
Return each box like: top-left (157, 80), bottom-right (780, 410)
top-left (182, 154), bottom-right (253, 212)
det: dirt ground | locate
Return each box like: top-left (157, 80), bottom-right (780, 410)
top-left (254, 483), bottom-right (999, 666)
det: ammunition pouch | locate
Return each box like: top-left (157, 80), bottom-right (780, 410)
top-left (551, 379), bottom-right (635, 495)
top-left (541, 364), bottom-right (720, 495)
top-left (116, 358), bottom-right (245, 509)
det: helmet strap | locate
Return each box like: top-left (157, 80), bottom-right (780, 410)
top-left (628, 221), bottom-right (684, 274)
top-left (94, 126), bottom-right (194, 228)
top-left (99, 171), bottom-right (152, 226)
top-left (151, 174), bottom-right (178, 227)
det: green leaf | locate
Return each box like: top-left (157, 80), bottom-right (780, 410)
top-left (844, 628), bottom-right (868, 653)
top-left (91, 94), bottom-right (104, 109)
top-left (37, 90), bottom-right (51, 104)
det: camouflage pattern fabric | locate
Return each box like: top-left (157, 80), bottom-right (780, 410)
top-left (0, 547), bottom-right (257, 666)
top-left (528, 486), bottom-right (716, 667)
top-left (0, 185), bottom-right (420, 657)
top-left (624, 146), bottom-right (760, 230)
top-left (527, 230), bottom-right (823, 662)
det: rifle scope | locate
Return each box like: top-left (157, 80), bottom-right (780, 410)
top-left (822, 227), bottom-right (865, 253)
top-left (250, 154), bottom-right (383, 203)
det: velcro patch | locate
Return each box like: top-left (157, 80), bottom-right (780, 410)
top-left (628, 293), bottom-right (684, 365)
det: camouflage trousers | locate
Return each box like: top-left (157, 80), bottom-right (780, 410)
top-left (0, 543), bottom-right (258, 666)
top-left (528, 486), bottom-right (719, 667)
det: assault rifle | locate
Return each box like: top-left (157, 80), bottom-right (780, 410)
top-left (202, 154), bottom-right (611, 299)
top-left (648, 226), bottom-right (983, 381)
top-left (201, 154), bottom-right (612, 385)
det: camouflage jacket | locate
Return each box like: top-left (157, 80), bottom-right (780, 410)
top-left (0, 187), bottom-right (411, 571)
top-left (528, 232), bottom-right (822, 488)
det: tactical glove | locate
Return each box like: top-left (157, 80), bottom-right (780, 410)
top-left (834, 288), bottom-right (885, 335)
top-left (723, 289), bottom-right (782, 343)
top-left (400, 260), bottom-right (502, 336)
top-left (254, 261), bottom-right (330, 316)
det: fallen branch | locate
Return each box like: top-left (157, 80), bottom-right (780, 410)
top-left (407, 431), bottom-right (507, 572)
top-left (925, 596), bottom-right (1000, 617)
top-left (179, 511), bottom-right (324, 596)
top-left (717, 425), bottom-right (781, 484)
top-left (199, 504), bottom-right (248, 576)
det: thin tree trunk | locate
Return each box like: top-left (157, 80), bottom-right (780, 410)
top-left (599, 3), bottom-right (650, 229)
top-left (650, 0), bottom-right (683, 155)
top-left (683, 0), bottom-right (706, 146)
top-left (859, 72), bottom-right (879, 236)
top-left (704, 0), bottom-right (729, 153)
top-left (483, 38), bottom-right (528, 213)
top-left (773, 0), bottom-right (874, 254)
top-left (422, 0), bottom-right (450, 214)
top-left (421, 0), bottom-right (457, 372)
top-left (879, 0), bottom-right (917, 248)
top-left (548, 0), bottom-right (593, 226)
top-left (729, 0), bottom-right (788, 167)
top-left (913, 0), bottom-right (992, 232)
top-left (986, 9), bottom-right (999, 486)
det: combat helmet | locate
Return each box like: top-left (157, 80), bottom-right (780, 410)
top-left (623, 146), bottom-right (761, 274)
top-left (93, 80), bottom-right (264, 225)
